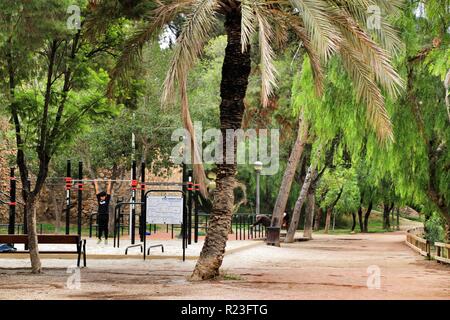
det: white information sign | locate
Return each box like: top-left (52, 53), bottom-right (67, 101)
top-left (146, 196), bottom-right (183, 225)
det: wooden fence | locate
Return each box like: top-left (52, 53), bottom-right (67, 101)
top-left (405, 227), bottom-right (450, 265)
top-left (434, 242), bottom-right (450, 264)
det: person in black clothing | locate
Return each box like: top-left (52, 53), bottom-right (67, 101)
top-left (94, 180), bottom-right (112, 245)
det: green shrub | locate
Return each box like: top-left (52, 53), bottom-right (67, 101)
top-left (425, 212), bottom-right (445, 243)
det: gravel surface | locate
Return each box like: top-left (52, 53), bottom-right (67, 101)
top-left (0, 230), bottom-right (448, 300)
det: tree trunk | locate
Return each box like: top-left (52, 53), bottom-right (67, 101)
top-left (357, 206), bottom-right (364, 232)
top-left (351, 212), bottom-right (356, 232)
top-left (357, 194), bottom-right (364, 232)
top-left (303, 167), bottom-right (319, 239)
top-left (192, 9), bottom-right (251, 280)
top-left (396, 207), bottom-right (400, 231)
top-left (383, 203), bottom-right (389, 230)
top-left (314, 208), bottom-right (322, 231)
top-left (303, 190), bottom-right (315, 239)
top-left (285, 164), bottom-right (315, 243)
top-left (271, 113), bottom-right (308, 228)
top-left (25, 194), bottom-right (41, 273)
top-left (323, 186), bottom-right (343, 234)
top-left (383, 202), bottom-right (394, 230)
top-left (363, 201), bottom-right (373, 233)
top-left (324, 207), bottom-right (332, 234)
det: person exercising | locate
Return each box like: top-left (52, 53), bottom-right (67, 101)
top-left (93, 180), bottom-right (112, 245)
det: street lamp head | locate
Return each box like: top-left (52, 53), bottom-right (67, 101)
top-left (207, 171), bottom-right (217, 180)
top-left (254, 161), bottom-right (263, 172)
top-left (207, 180), bottom-right (217, 192)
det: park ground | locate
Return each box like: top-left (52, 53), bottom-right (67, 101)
top-left (0, 217), bottom-right (449, 300)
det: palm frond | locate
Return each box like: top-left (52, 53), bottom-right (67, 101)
top-left (326, 0), bottom-right (404, 55)
top-left (339, 41), bottom-right (393, 143)
top-left (162, 0), bottom-right (219, 197)
top-left (84, 0), bottom-right (123, 42)
top-left (331, 9), bottom-right (404, 99)
top-left (162, 0), bottom-right (219, 104)
top-left (179, 76), bottom-right (209, 197)
top-left (241, 0), bottom-right (256, 53)
top-left (107, 0), bottom-right (194, 97)
top-left (253, 3), bottom-right (278, 107)
top-left (289, 0), bottom-right (340, 61)
top-left (277, 11), bottom-right (324, 96)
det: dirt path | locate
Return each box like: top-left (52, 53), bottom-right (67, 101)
top-left (0, 231), bottom-right (448, 300)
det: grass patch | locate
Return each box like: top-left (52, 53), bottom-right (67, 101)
top-left (219, 272), bottom-right (243, 281)
top-left (315, 211), bottom-right (402, 235)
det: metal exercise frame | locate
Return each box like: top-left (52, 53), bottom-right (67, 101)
top-left (113, 201), bottom-right (144, 250)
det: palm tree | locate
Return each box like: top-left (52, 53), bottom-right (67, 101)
top-left (90, 0), bottom-right (404, 280)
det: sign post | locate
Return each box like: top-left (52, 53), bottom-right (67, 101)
top-left (144, 189), bottom-right (186, 261)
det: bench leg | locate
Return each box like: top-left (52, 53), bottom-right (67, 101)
top-left (83, 240), bottom-right (87, 268)
top-left (77, 242), bottom-right (81, 268)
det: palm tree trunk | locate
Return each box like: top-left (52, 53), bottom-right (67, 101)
top-left (285, 164), bottom-right (315, 243)
top-left (271, 113), bottom-right (308, 228)
top-left (192, 9), bottom-right (251, 280)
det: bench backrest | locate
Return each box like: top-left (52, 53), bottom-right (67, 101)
top-left (0, 234), bottom-right (81, 244)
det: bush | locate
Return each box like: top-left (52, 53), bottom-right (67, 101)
top-left (424, 212), bottom-right (445, 243)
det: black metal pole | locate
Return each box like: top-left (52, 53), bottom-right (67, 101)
top-left (23, 180), bottom-right (30, 250)
top-left (143, 195), bottom-right (147, 260)
top-left (140, 161), bottom-right (146, 242)
top-left (77, 161), bottom-right (83, 236)
top-left (131, 160), bottom-right (137, 244)
top-left (194, 192), bottom-right (199, 243)
top-left (8, 168), bottom-right (16, 235)
top-left (187, 170), bottom-right (193, 245)
top-left (23, 180), bottom-right (30, 235)
top-left (182, 163), bottom-right (187, 260)
top-left (66, 160), bottom-right (71, 235)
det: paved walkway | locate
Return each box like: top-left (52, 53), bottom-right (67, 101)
top-left (2, 233), bottom-right (263, 259)
top-left (0, 230), bottom-right (448, 299)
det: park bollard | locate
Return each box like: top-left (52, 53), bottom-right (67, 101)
top-left (266, 227), bottom-right (280, 247)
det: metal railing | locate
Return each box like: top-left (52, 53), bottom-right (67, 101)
top-left (231, 213), bottom-right (268, 240)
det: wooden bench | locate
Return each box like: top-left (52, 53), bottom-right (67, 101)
top-left (0, 234), bottom-right (86, 267)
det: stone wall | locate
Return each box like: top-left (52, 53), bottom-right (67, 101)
top-left (0, 117), bottom-right (15, 223)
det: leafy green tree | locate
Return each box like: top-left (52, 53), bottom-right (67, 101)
top-left (0, 1), bottom-right (122, 272)
top-left (316, 167), bottom-right (359, 233)
top-left (392, 0), bottom-right (449, 237)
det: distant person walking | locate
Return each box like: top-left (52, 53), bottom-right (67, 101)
top-left (94, 180), bottom-right (112, 245)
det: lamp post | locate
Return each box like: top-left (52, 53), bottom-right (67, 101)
top-left (254, 161), bottom-right (263, 216)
